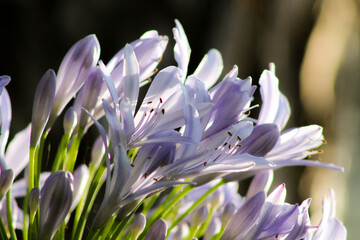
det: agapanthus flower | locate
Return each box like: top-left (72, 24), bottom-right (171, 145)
top-left (0, 19), bottom-right (347, 240)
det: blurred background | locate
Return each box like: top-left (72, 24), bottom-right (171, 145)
top-left (0, 0), bottom-right (359, 238)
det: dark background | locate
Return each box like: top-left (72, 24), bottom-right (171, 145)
top-left (1, 0), bottom-right (358, 238)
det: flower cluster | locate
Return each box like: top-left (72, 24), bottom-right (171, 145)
top-left (0, 20), bottom-right (346, 240)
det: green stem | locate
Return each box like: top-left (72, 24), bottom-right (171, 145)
top-left (0, 216), bottom-right (9, 240)
top-left (52, 133), bottom-right (71, 171)
top-left (6, 190), bottom-right (17, 240)
top-left (168, 179), bottom-right (225, 233)
top-left (72, 164), bottom-right (106, 240)
top-left (66, 128), bottom-right (84, 172)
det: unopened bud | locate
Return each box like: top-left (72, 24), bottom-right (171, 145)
top-left (192, 206), bottom-right (209, 227)
top-left (63, 107), bottom-right (77, 135)
top-left (145, 219), bottom-right (167, 240)
top-left (31, 69), bottom-right (56, 147)
top-left (28, 187), bottom-right (40, 214)
top-left (0, 169), bottom-right (14, 201)
top-left (131, 213), bottom-right (146, 239)
top-left (221, 202), bottom-right (236, 228)
top-left (39, 171), bottom-right (73, 240)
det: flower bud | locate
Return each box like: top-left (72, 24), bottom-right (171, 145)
top-left (63, 107), bottom-right (77, 136)
top-left (71, 165), bottom-right (89, 211)
top-left (0, 168), bottom-right (14, 201)
top-left (192, 206), bottom-right (209, 228)
top-left (90, 136), bottom-right (105, 167)
top-left (48, 34), bottom-right (100, 129)
top-left (204, 217), bottom-right (221, 240)
top-left (131, 213), bottom-right (146, 239)
top-left (39, 171), bottom-right (73, 240)
top-left (28, 187), bottom-right (40, 215)
top-left (145, 219), bottom-right (167, 240)
top-left (31, 69), bottom-right (56, 147)
top-left (221, 202), bottom-right (236, 228)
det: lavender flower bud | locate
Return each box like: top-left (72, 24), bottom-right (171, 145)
top-left (28, 187), bottom-right (40, 214)
top-left (145, 219), bottom-right (167, 240)
top-left (131, 213), bottom-right (146, 239)
top-left (63, 107), bottom-right (77, 136)
top-left (0, 168), bottom-right (14, 201)
top-left (90, 136), bottom-right (105, 167)
top-left (210, 189), bottom-right (224, 210)
top-left (71, 165), bottom-right (89, 211)
top-left (48, 34), bottom-right (100, 129)
top-left (39, 171), bottom-right (74, 240)
top-left (30, 69), bottom-right (56, 147)
top-left (204, 217), bottom-right (221, 240)
top-left (192, 206), bottom-right (209, 227)
top-left (221, 202), bottom-right (236, 228)
top-left (73, 67), bottom-right (103, 130)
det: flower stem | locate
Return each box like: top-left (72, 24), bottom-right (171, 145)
top-left (168, 179), bottom-right (225, 233)
top-left (72, 164), bottom-right (106, 240)
top-left (6, 190), bottom-right (17, 240)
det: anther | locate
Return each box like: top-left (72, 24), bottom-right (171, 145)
top-left (237, 136), bottom-right (241, 141)
top-left (159, 98), bottom-right (163, 103)
top-left (161, 109), bottom-right (165, 115)
top-left (227, 132), bottom-right (232, 136)
top-left (203, 162), bottom-right (207, 166)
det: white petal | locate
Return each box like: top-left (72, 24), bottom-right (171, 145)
top-left (193, 49), bottom-right (223, 90)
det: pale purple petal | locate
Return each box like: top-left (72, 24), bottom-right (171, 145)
top-left (107, 30), bottom-right (168, 81)
top-left (173, 19), bottom-right (191, 78)
top-left (246, 170), bottom-right (274, 199)
top-left (193, 49), bottom-right (223, 90)
top-left (266, 125), bottom-right (324, 161)
top-left (0, 89), bottom-right (11, 156)
top-left (5, 125), bottom-right (31, 176)
top-left (123, 44), bottom-right (140, 115)
top-left (176, 104), bottom-right (202, 159)
top-left (221, 191), bottom-right (265, 239)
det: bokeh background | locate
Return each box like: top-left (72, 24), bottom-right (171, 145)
top-left (0, 0), bottom-right (359, 238)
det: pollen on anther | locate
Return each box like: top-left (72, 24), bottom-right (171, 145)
top-left (227, 132), bottom-right (233, 136)
top-left (322, 139), bottom-right (327, 144)
top-left (244, 110), bottom-right (251, 116)
top-left (237, 144), bottom-right (242, 148)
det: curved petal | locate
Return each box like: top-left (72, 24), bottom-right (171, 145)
top-left (0, 89), bottom-right (11, 156)
top-left (193, 49), bottom-right (223, 90)
top-left (173, 19), bottom-right (191, 78)
top-left (5, 125), bottom-right (31, 176)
